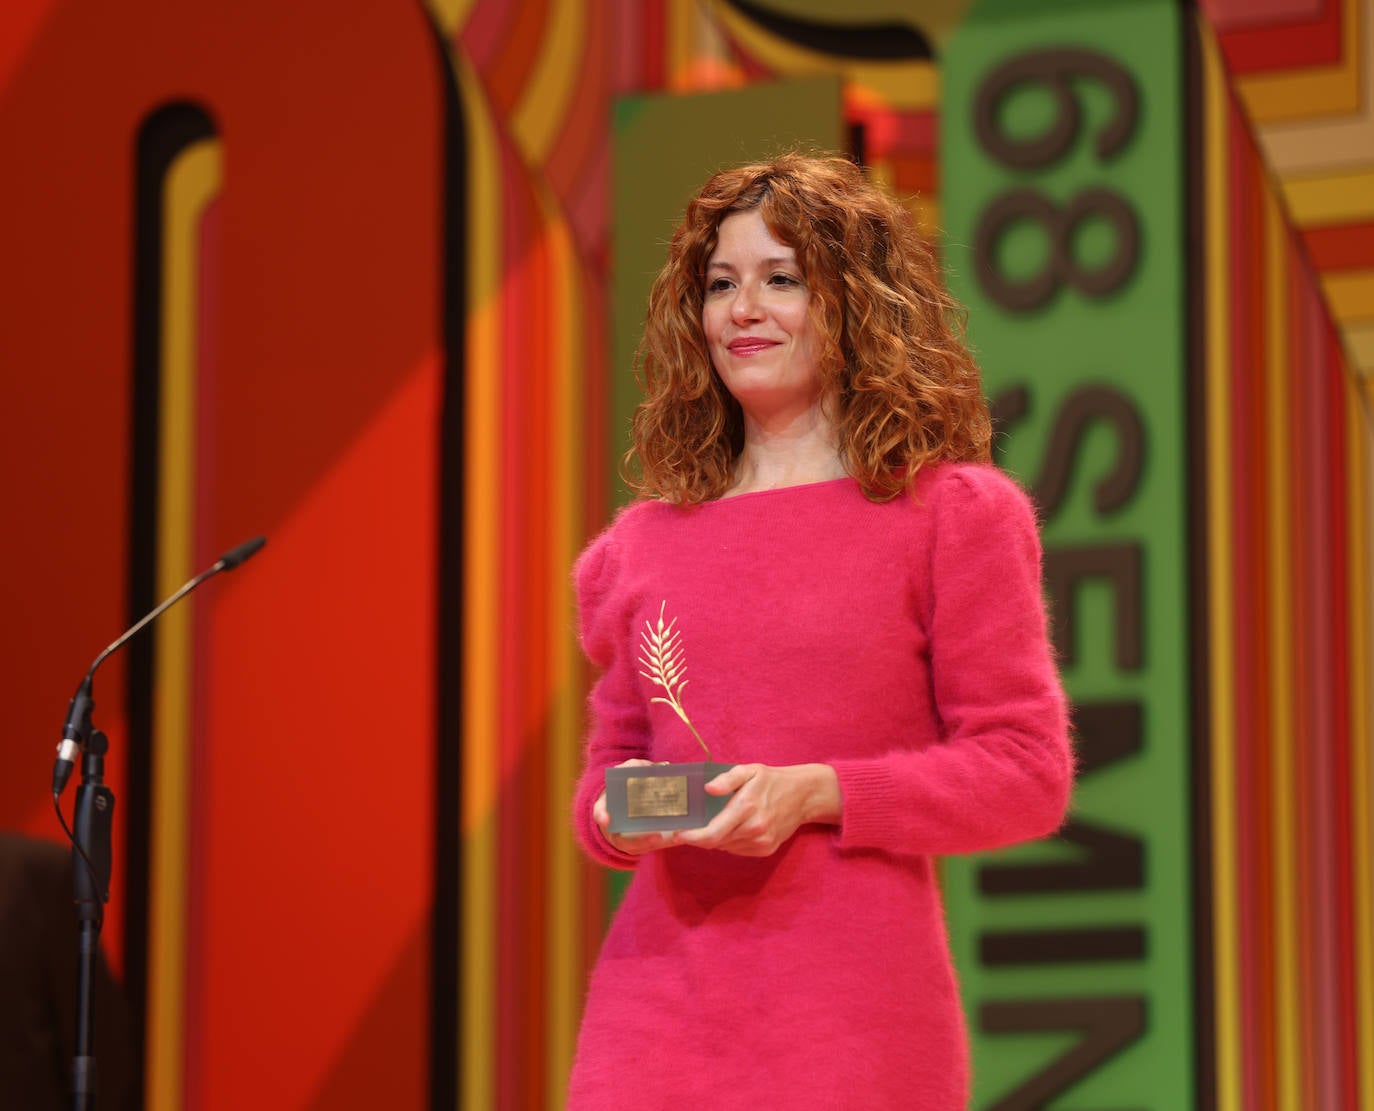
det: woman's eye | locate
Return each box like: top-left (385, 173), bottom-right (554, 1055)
top-left (706, 277), bottom-right (732, 293)
top-left (770, 273), bottom-right (801, 287)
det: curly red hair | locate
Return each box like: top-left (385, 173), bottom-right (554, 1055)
top-left (624, 152), bottom-right (991, 503)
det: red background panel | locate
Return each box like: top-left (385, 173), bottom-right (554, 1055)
top-left (0, 2), bottom-right (443, 1107)
top-left (190, 360), bottom-right (438, 1109)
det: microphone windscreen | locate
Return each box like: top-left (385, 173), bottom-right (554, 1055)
top-left (218, 535), bottom-right (266, 570)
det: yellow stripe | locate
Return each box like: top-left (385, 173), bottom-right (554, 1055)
top-left (511, 0), bottom-right (584, 165)
top-left (1345, 322), bottom-right (1374, 372)
top-left (458, 52), bottom-right (501, 1111)
top-left (682, 0), bottom-right (731, 86)
top-left (1281, 169), bottom-right (1374, 226)
top-left (712, 2), bottom-right (937, 109)
top-left (1201, 24), bottom-right (1242, 1110)
top-left (146, 138), bottom-right (221, 1111)
top-left (667, 0), bottom-right (697, 92)
top-left (542, 196), bottom-right (584, 1110)
top-left (1321, 270), bottom-right (1374, 323)
top-left (1348, 376), bottom-right (1374, 1111)
top-left (424, 0), bottom-right (478, 37)
top-left (1235, 0), bottom-right (1360, 122)
top-left (1262, 185), bottom-right (1303, 1111)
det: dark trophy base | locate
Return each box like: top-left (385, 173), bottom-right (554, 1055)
top-left (605, 762), bottom-right (734, 833)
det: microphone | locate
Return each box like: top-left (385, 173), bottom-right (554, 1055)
top-left (218, 535), bottom-right (265, 570)
top-left (52, 535), bottom-right (267, 795)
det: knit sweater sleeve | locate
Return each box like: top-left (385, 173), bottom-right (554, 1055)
top-left (829, 466), bottom-right (1073, 856)
top-left (569, 524), bottom-right (648, 870)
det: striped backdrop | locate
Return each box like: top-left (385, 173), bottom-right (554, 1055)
top-left (1198, 19), bottom-right (1374, 1111)
top-left (1201, 0), bottom-right (1374, 385)
top-left (432, 14), bottom-right (610, 1110)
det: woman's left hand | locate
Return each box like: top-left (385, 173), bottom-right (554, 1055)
top-left (672, 762), bottom-right (842, 856)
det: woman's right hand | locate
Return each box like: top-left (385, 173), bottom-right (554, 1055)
top-left (593, 759), bottom-right (677, 856)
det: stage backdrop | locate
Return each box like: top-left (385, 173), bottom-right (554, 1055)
top-left (1201, 0), bottom-right (1374, 388)
top-left (1, 2), bottom-right (1369, 1110)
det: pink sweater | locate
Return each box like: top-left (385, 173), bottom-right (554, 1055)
top-left (567, 463), bottom-right (1072, 1110)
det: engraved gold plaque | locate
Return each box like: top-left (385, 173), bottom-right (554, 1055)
top-left (626, 774), bottom-right (690, 819)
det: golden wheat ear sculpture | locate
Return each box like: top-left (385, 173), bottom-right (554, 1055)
top-left (637, 600), bottom-right (711, 759)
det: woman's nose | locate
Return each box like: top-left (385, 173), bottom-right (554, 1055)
top-left (730, 286), bottom-right (761, 322)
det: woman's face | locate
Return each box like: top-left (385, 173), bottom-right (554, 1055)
top-left (702, 208), bottom-right (823, 424)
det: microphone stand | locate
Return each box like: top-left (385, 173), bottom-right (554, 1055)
top-left (72, 728), bottom-right (114, 1111)
top-left (53, 534), bottom-right (265, 1111)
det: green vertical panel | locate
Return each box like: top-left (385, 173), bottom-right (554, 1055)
top-left (611, 77), bottom-right (845, 509)
top-left (606, 79), bottom-right (844, 910)
top-left (942, 1), bottom-right (1193, 1108)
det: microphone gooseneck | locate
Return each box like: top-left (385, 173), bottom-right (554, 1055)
top-left (51, 534), bottom-right (267, 795)
top-left (53, 533), bottom-right (264, 1111)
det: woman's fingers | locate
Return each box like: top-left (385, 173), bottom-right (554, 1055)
top-left (612, 830), bottom-right (676, 854)
top-left (595, 797), bottom-right (674, 855)
top-left (593, 758), bottom-right (672, 855)
top-left (704, 763), bottom-right (758, 795)
top-left (674, 767), bottom-right (763, 849)
top-left (675, 763), bottom-right (837, 856)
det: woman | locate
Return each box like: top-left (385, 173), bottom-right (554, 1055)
top-left (568, 153), bottom-right (1072, 1109)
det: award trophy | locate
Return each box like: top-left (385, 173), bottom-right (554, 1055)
top-left (604, 602), bottom-right (733, 833)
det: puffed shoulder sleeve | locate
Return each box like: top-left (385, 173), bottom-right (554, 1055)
top-left (830, 465), bottom-right (1073, 856)
top-left (574, 527), bottom-right (620, 667)
top-left (570, 525), bottom-right (649, 869)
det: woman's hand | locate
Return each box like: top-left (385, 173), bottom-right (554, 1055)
top-left (673, 763), bottom-right (842, 857)
top-left (592, 759), bottom-right (678, 856)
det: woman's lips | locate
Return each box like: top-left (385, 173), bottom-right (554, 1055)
top-left (727, 338), bottom-right (778, 355)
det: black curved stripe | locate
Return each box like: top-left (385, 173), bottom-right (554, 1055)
top-left (424, 14), bottom-right (468, 1111)
top-left (1180, 15), bottom-right (1217, 1111)
top-left (722, 0), bottom-right (934, 60)
top-left (126, 99), bottom-right (219, 1111)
